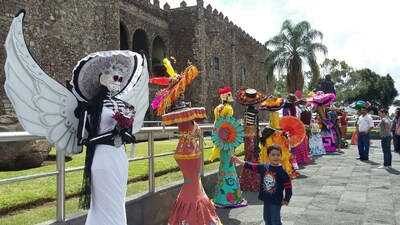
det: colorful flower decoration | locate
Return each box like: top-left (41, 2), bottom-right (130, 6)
top-left (211, 116), bottom-right (245, 151)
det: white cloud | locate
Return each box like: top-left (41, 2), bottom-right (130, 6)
top-left (160, 0), bottom-right (400, 98)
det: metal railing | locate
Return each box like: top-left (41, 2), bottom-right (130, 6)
top-left (0, 124), bottom-right (217, 222)
top-left (0, 121), bottom-right (362, 222)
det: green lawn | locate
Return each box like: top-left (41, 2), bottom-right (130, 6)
top-left (0, 139), bottom-right (244, 224)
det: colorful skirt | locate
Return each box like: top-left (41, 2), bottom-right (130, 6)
top-left (239, 126), bottom-right (260, 191)
top-left (309, 133), bottom-right (326, 155)
top-left (321, 128), bottom-right (336, 152)
top-left (212, 150), bottom-right (247, 208)
top-left (260, 132), bottom-right (298, 179)
top-left (294, 136), bottom-right (309, 164)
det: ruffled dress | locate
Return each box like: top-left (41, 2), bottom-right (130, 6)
top-left (163, 109), bottom-right (221, 225)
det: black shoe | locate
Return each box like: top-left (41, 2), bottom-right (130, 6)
top-left (360, 158), bottom-right (369, 161)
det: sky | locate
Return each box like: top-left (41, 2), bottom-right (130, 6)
top-left (160, 0), bottom-right (400, 107)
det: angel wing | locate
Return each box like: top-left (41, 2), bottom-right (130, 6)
top-left (4, 10), bottom-right (82, 154)
top-left (117, 54), bottom-right (149, 134)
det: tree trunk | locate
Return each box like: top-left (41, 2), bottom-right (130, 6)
top-left (286, 57), bottom-right (303, 93)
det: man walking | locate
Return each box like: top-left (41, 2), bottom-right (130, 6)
top-left (357, 106), bottom-right (374, 161)
top-left (378, 109), bottom-right (392, 169)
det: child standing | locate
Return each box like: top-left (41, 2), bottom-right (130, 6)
top-left (233, 144), bottom-right (292, 225)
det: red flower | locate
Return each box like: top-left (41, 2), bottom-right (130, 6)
top-left (226, 192), bottom-right (235, 203)
top-left (112, 110), bottom-right (134, 130)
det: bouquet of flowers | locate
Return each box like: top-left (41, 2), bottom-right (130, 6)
top-left (112, 108), bottom-right (135, 131)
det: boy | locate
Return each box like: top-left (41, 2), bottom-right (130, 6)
top-left (233, 144), bottom-right (292, 225)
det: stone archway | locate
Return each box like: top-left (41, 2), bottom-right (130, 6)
top-left (152, 36), bottom-right (166, 77)
top-left (132, 29), bottom-right (149, 58)
top-left (120, 22), bottom-right (129, 50)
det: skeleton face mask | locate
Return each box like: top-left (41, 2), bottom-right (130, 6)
top-left (99, 62), bottom-right (126, 95)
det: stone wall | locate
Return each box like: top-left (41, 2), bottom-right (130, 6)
top-left (0, 0), bottom-right (270, 121)
top-left (0, 0), bottom-right (119, 114)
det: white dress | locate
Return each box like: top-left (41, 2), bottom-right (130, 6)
top-left (85, 107), bottom-right (129, 225)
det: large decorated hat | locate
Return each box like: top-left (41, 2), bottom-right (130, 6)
top-left (219, 86), bottom-right (234, 103)
top-left (259, 96), bottom-right (285, 111)
top-left (284, 93), bottom-right (306, 106)
top-left (236, 87), bottom-right (267, 105)
top-left (70, 50), bottom-right (143, 102)
top-left (161, 107), bottom-right (207, 126)
top-left (211, 116), bottom-right (245, 151)
top-left (310, 91), bottom-right (336, 106)
top-left (151, 60), bottom-right (199, 116)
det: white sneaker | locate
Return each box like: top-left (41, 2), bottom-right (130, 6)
top-left (377, 165), bottom-right (387, 169)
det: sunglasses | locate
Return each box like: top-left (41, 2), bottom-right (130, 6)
top-left (113, 75), bottom-right (123, 82)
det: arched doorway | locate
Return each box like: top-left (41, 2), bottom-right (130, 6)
top-left (152, 36), bottom-right (166, 77)
top-left (120, 22), bottom-right (129, 50)
top-left (132, 29), bottom-right (149, 57)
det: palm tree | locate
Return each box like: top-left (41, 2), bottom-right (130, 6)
top-left (265, 20), bottom-right (327, 93)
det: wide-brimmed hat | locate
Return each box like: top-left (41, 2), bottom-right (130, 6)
top-left (236, 87), bottom-right (267, 105)
top-left (259, 96), bottom-right (285, 111)
top-left (310, 91), bottom-right (336, 106)
top-left (354, 100), bottom-right (371, 110)
top-left (161, 107), bottom-right (207, 126)
top-left (70, 50), bottom-right (143, 102)
top-left (284, 93), bottom-right (307, 107)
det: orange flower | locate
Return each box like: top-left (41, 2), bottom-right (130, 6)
top-left (218, 179), bottom-right (223, 186)
top-left (220, 171), bottom-right (226, 178)
top-left (218, 122), bottom-right (236, 143)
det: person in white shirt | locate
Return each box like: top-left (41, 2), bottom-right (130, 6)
top-left (357, 107), bottom-right (374, 160)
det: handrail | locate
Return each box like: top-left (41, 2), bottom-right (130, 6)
top-left (0, 123), bottom-right (217, 222)
top-left (1, 121), bottom-right (355, 222)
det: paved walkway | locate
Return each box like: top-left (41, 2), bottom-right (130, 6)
top-left (216, 142), bottom-right (400, 225)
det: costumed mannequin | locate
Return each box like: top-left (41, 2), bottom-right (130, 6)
top-left (259, 96), bottom-right (299, 179)
top-left (236, 88), bottom-right (267, 191)
top-left (311, 91), bottom-right (337, 152)
top-left (306, 92), bottom-right (325, 155)
top-left (4, 11), bottom-right (149, 225)
top-left (153, 61), bottom-right (221, 225)
top-left (209, 87), bottom-right (247, 208)
top-left (283, 93), bottom-right (309, 165)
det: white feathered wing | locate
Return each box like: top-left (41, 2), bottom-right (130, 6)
top-left (4, 10), bottom-right (82, 154)
top-left (117, 55), bottom-right (149, 134)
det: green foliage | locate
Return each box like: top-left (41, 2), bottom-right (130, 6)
top-left (265, 20), bottom-right (327, 93)
top-left (316, 59), bottom-right (398, 109)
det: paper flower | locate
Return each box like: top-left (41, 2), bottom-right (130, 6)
top-left (211, 116), bottom-right (244, 151)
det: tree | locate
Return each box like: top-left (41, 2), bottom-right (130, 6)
top-left (317, 58), bottom-right (357, 102)
top-left (265, 20), bottom-right (328, 93)
top-left (344, 69), bottom-right (398, 109)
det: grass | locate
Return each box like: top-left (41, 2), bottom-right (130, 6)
top-left (0, 139), bottom-right (244, 224)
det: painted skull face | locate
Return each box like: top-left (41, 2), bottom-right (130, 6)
top-left (263, 174), bottom-right (275, 191)
top-left (99, 62), bottom-right (126, 95)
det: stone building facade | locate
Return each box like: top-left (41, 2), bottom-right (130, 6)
top-left (0, 0), bottom-right (270, 121)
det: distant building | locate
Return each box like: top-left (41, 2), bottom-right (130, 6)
top-left (0, 0), bottom-right (270, 121)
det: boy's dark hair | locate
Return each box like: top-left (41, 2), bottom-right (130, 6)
top-left (267, 144), bottom-right (282, 155)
